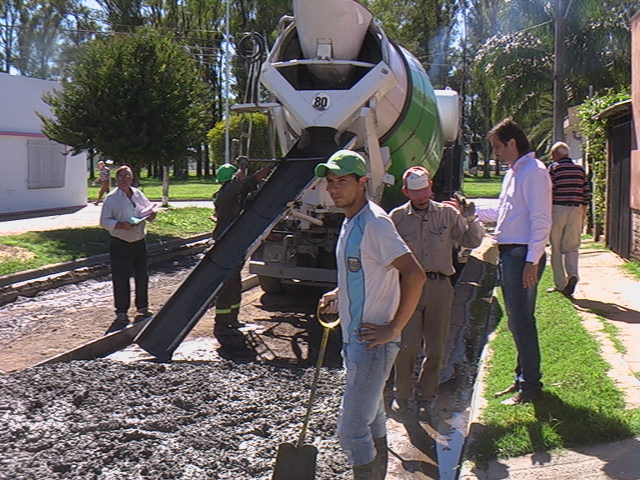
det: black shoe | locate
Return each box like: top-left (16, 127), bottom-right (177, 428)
top-left (493, 382), bottom-right (519, 398)
top-left (562, 276), bottom-right (578, 297)
top-left (501, 390), bottom-right (542, 405)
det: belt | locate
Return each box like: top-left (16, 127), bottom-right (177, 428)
top-left (553, 202), bottom-right (582, 207)
top-left (498, 243), bottom-right (526, 253)
top-left (426, 271), bottom-right (449, 280)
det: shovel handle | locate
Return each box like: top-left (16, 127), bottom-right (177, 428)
top-left (296, 307), bottom-right (339, 447)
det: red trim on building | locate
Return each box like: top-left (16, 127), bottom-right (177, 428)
top-left (0, 131), bottom-right (47, 138)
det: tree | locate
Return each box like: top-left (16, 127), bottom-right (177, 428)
top-left (467, 0), bottom-right (634, 154)
top-left (39, 28), bottom-right (211, 173)
top-left (207, 112), bottom-right (271, 167)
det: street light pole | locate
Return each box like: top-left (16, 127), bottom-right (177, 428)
top-left (553, 0), bottom-right (567, 142)
top-left (224, 0), bottom-right (231, 164)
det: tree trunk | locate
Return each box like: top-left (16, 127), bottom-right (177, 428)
top-left (196, 143), bottom-right (203, 178)
top-left (162, 166), bottom-right (170, 207)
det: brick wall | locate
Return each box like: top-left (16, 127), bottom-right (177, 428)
top-left (632, 209), bottom-right (640, 261)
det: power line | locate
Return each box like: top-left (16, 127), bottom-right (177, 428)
top-left (0, 21), bottom-right (225, 37)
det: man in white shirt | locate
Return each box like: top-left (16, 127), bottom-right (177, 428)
top-left (488, 118), bottom-right (552, 405)
top-left (317, 150), bottom-right (425, 480)
top-left (100, 166), bottom-right (157, 333)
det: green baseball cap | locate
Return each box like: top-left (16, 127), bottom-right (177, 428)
top-left (216, 163), bottom-right (237, 183)
top-left (315, 150), bottom-right (368, 178)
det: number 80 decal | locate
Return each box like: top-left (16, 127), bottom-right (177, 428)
top-left (312, 93), bottom-right (330, 111)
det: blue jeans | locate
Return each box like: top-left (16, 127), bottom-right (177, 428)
top-left (338, 341), bottom-right (399, 466)
top-left (499, 245), bottom-right (546, 394)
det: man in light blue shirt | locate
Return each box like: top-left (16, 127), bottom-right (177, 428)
top-left (488, 118), bottom-right (552, 405)
top-left (317, 150), bottom-right (425, 480)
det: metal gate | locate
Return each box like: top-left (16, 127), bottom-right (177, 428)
top-left (607, 118), bottom-right (632, 258)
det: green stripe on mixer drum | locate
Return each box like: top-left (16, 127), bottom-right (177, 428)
top-left (381, 51), bottom-right (444, 208)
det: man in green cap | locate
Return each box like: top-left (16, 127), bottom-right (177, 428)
top-left (316, 150), bottom-right (425, 480)
top-left (211, 160), bottom-right (272, 353)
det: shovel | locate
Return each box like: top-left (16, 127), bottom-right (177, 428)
top-left (272, 305), bottom-right (340, 480)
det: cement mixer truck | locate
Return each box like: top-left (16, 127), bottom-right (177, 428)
top-left (135, 0), bottom-right (461, 360)
top-left (245, 0), bottom-right (461, 292)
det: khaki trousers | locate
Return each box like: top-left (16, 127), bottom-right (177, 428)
top-left (394, 277), bottom-right (454, 401)
top-left (550, 205), bottom-right (583, 290)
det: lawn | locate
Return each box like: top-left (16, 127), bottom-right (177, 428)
top-left (466, 267), bottom-right (640, 464)
top-left (88, 176), bottom-right (220, 202)
top-left (621, 259), bottom-right (640, 280)
top-left (0, 207), bottom-right (213, 276)
top-left (461, 175), bottom-right (503, 199)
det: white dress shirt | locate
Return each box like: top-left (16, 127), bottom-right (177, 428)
top-left (99, 187), bottom-right (154, 243)
top-left (494, 152), bottom-right (552, 264)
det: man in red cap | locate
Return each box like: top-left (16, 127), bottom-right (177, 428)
top-left (389, 166), bottom-right (485, 420)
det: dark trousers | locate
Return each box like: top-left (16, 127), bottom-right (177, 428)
top-left (110, 236), bottom-right (149, 314)
top-left (215, 269), bottom-right (242, 327)
top-left (499, 245), bottom-right (546, 394)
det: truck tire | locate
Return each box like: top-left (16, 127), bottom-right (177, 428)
top-left (258, 275), bottom-right (283, 294)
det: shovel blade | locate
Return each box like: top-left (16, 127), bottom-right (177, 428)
top-left (272, 442), bottom-right (318, 480)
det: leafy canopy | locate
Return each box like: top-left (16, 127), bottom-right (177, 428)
top-left (39, 27), bottom-right (211, 169)
top-left (207, 112), bottom-right (271, 166)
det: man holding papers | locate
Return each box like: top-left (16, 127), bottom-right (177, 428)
top-left (100, 165), bottom-right (157, 333)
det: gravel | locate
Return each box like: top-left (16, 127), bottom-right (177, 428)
top-left (0, 359), bottom-right (350, 480)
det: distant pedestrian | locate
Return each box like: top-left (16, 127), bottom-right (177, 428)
top-left (488, 118), bottom-right (552, 405)
top-left (316, 150), bottom-right (425, 479)
top-left (93, 160), bottom-right (111, 205)
top-left (389, 166), bottom-right (485, 419)
top-left (100, 166), bottom-right (157, 333)
top-left (211, 160), bottom-right (272, 350)
top-left (546, 142), bottom-right (591, 297)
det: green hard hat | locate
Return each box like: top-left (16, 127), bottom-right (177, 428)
top-left (216, 163), bottom-right (237, 183)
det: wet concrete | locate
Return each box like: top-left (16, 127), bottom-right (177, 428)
top-left (0, 359), bottom-right (350, 480)
top-left (0, 237), bottom-right (500, 479)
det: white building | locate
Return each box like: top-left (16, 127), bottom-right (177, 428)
top-left (0, 73), bottom-right (86, 216)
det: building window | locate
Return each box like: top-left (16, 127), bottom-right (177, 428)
top-left (27, 139), bottom-right (66, 189)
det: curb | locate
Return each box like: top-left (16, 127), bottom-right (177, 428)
top-left (457, 299), bottom-right (500, 480)
top-left (0, 233), bottom-right (212, 307)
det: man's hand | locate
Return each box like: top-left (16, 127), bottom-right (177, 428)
top-left (115, 221), bottom-right (133, 230)
top-left (358, 322), bottom-right (400, 349)
top-left (522, 262), bottom-right (539, 288)
top-left (319, 288), bottom-right (338, 314)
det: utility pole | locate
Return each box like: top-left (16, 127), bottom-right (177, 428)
top-left (553, 0), bottom-right (567, 142)
top-left (224, 0), bottom-right (231, 164)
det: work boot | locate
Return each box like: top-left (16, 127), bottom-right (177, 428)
top-left (373, 436), bottom-right (388, 479)
top-left (353, 460), bottom-right (380, 480)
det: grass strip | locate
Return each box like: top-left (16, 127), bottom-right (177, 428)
top-left (88, 177), bottom-right (220, 202)
top-left (467, 268), bottom-right (640, 463)
top-left (621, 260), bottom-right (640, 280)
top-left (462, 176), bottom-right (503, 199)
top-left (0, 207), bottom-right (213, 276)
top-left (596, 315), bottom-right (627, 355)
